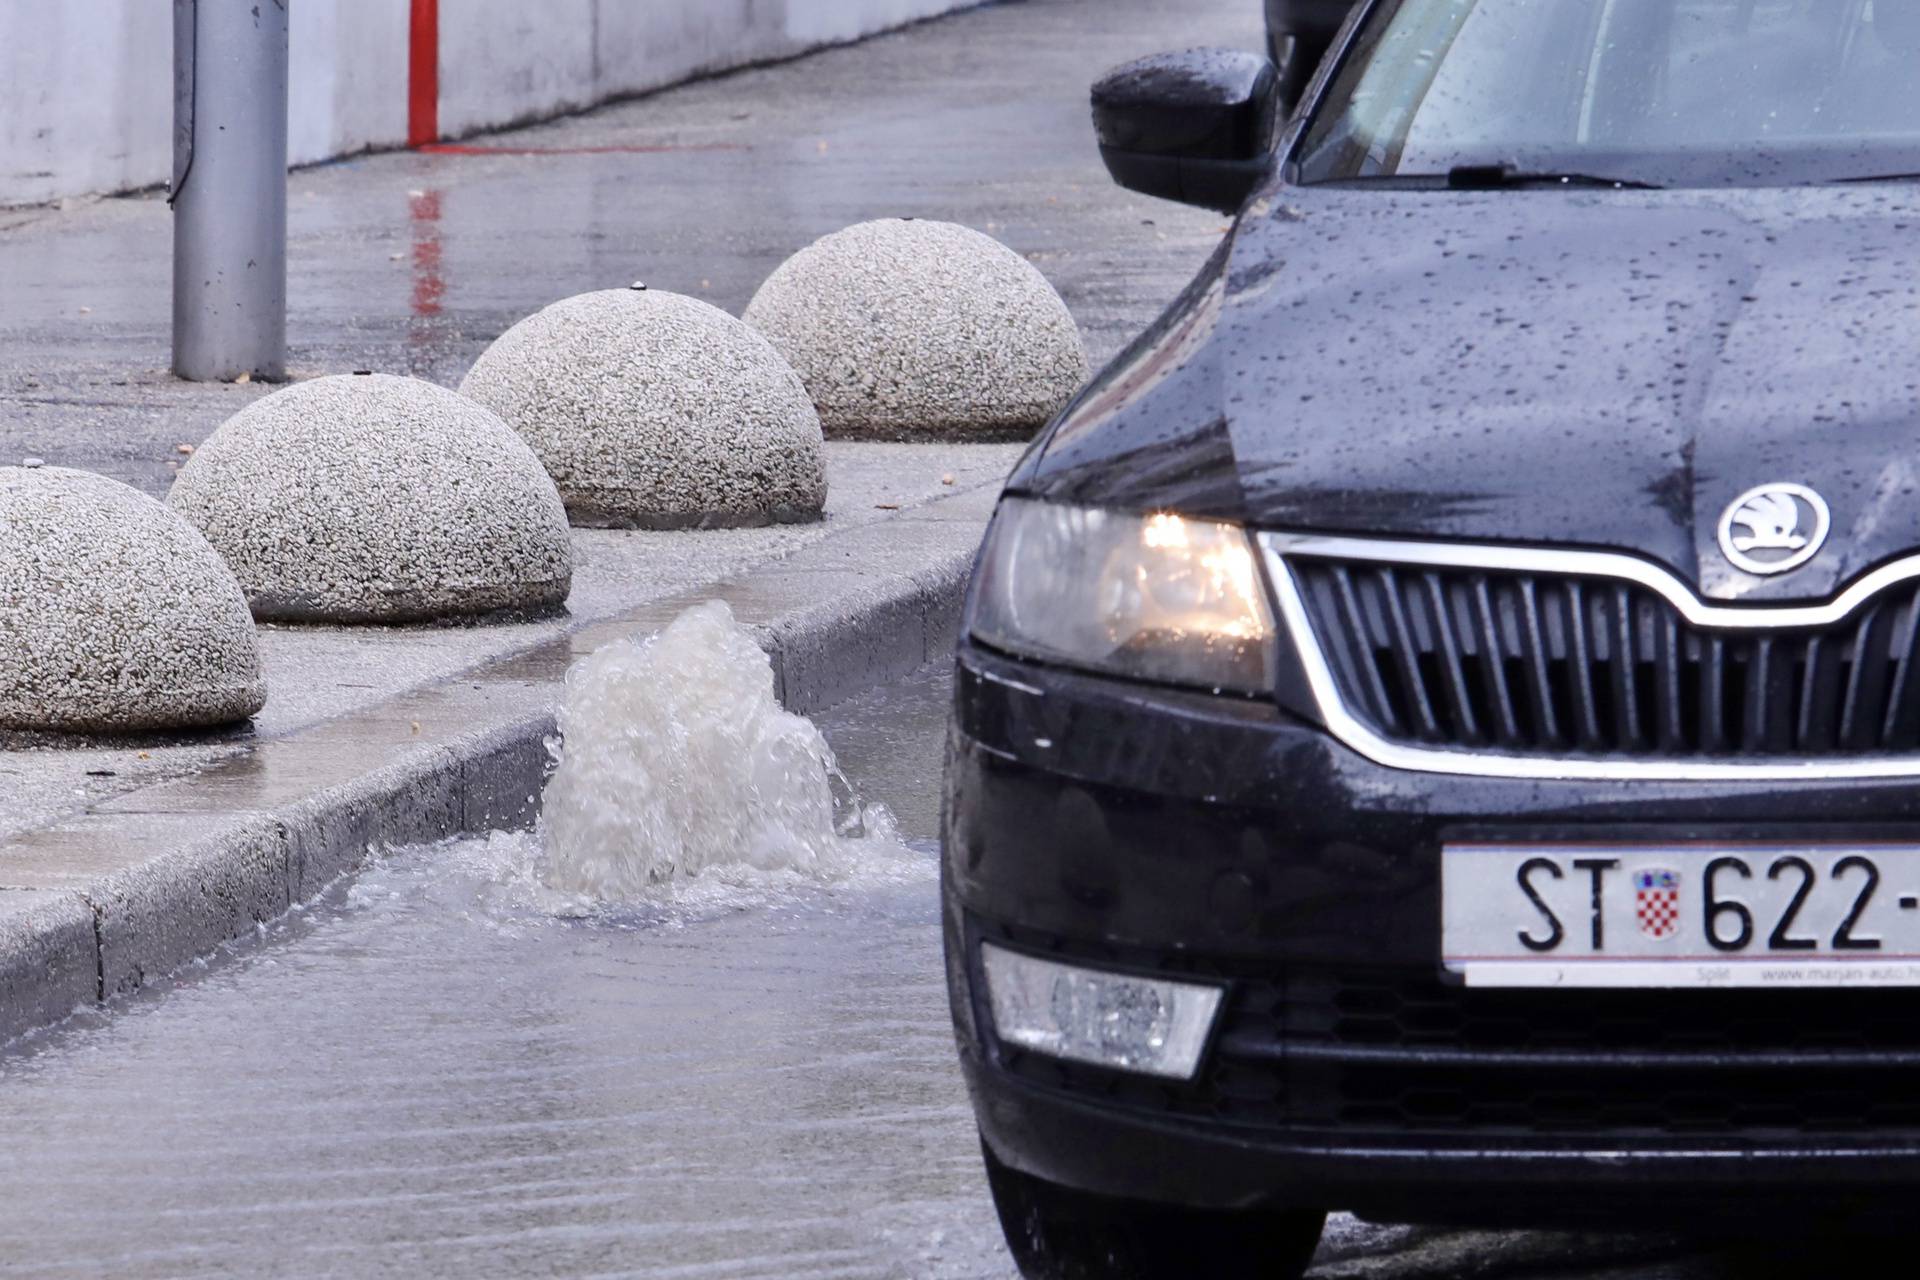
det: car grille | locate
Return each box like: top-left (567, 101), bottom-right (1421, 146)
top-left (1284, 553), bottom-right (1920, 759)
top-left (998, 955), bottom-right (1920, 1140)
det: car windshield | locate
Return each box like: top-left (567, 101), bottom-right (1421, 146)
top-left (1296, 0), bottom-right (1920, 187)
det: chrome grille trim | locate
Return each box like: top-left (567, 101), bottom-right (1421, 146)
top-left (1256, 532), bottom-right (1920, 781)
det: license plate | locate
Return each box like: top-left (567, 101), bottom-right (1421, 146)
top-left (1442, 842), bottom-right (1920, 988)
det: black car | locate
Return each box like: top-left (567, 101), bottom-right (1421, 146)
top-left (946, 1), bottom-right (1920, 1276)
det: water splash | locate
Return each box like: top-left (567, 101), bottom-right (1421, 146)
top-left (537, 600), bottom-right (906, 901)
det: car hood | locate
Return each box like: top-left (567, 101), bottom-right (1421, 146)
top-left (1017, 183), bottom-right (1920, 602)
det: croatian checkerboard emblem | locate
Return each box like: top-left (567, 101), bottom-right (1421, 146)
top-left (1634, 868), bottom-right (1681, 940)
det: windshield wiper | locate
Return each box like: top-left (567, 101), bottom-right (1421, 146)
top-left (1444, 163), bottom-right (1663, 190)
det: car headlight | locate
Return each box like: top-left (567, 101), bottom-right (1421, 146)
top-left (967, 497), bottom-right (1276, 693)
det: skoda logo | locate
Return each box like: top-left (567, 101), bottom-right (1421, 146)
top-left (1717, 482), bottom-right (1830, 576)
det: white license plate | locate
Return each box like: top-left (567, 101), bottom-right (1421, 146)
top-left (1442, 842), bottom-right (1920, 988)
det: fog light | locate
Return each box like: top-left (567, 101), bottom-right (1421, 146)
top-left (980, 942), bottom-right (1223, 1081)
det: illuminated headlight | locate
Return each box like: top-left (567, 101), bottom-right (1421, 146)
top-left (981, 942), bottom-right (1224, 1081)
top-left (967, 497), bottom-right (1275, 692)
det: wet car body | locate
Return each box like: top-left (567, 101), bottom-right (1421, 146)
top-left (945, 0), bottom-right (1920, 1262)
top-left (1018, 184), bottom-right (1920, 599)
top-left (945, 660), bottom-right (1920, 1224)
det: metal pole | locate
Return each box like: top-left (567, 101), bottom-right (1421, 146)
top-left (171, 0), bottom-right (289, 382)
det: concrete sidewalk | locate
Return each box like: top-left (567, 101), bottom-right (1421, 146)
top-left (0, 0), bottom-right (1259, 497)
top-left (0, 445), bottom-right (1021, 847)
top-left (0, 0), bottom-right (1262, 1039)
top-left (0, 471), bottom-right (1004, 1041)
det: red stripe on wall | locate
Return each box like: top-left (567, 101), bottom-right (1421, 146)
top-left (407, 0), bottom-right (439, 147)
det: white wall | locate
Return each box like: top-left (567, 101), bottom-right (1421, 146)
top-left (784, 0), bottom-right (965, 44)
top-left (0, 0), bottom-right (975, 207)
top-left (1, 0), bottom-right (408, 204)
top-left (288, 0), bottom-right (412, 168)
top-left (437, 0), bottom-right (975, 138)
top-left (439, 0), bottom-right (602, 135)
top-left (0, 2), bottom-right (172, 205)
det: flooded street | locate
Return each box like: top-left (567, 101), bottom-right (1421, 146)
top-left (0, 654), bottom-right (1892, 1279)
top-left (0, 657), bottom-right (995, 1279)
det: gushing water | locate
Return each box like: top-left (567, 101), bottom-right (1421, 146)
top-left (537, 600), bottom-right (907, 901)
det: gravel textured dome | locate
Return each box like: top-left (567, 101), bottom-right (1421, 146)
top-left (743, 218), bottom-right (1090, 440)
top-left (166, 374), bottom-right (573, 624)
top-left (458, 288), bottom-right (827, 529)
top-left (0, 466), bottom-right (265, 732)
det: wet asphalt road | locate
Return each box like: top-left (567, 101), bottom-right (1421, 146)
top-left (0, 662), bottom-right (1905, 1278)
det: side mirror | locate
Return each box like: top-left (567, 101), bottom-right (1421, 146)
top-left (1091, 49), bottom-right (1279, 214)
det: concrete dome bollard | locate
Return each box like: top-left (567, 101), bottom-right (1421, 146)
top-left (458, 287), bottom-right (827, 529)
top-left (0, 465), bottom-right (266, 732)
top-left (166, 373), bottom-right (574, 624)
top-left (743, 218), bottom-right (1091, 440)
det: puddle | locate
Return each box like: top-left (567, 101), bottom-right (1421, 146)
top-left (344, 821), bottom-right (933, 938)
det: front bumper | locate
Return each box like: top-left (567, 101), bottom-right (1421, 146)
top-left (942, 641), bottom-right (1920, 1223)
top-left (966, 1058), bottom-right (1920, 1224)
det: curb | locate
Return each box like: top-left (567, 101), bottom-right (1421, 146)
top-left (0, 485), bottom-right (993, 1044)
